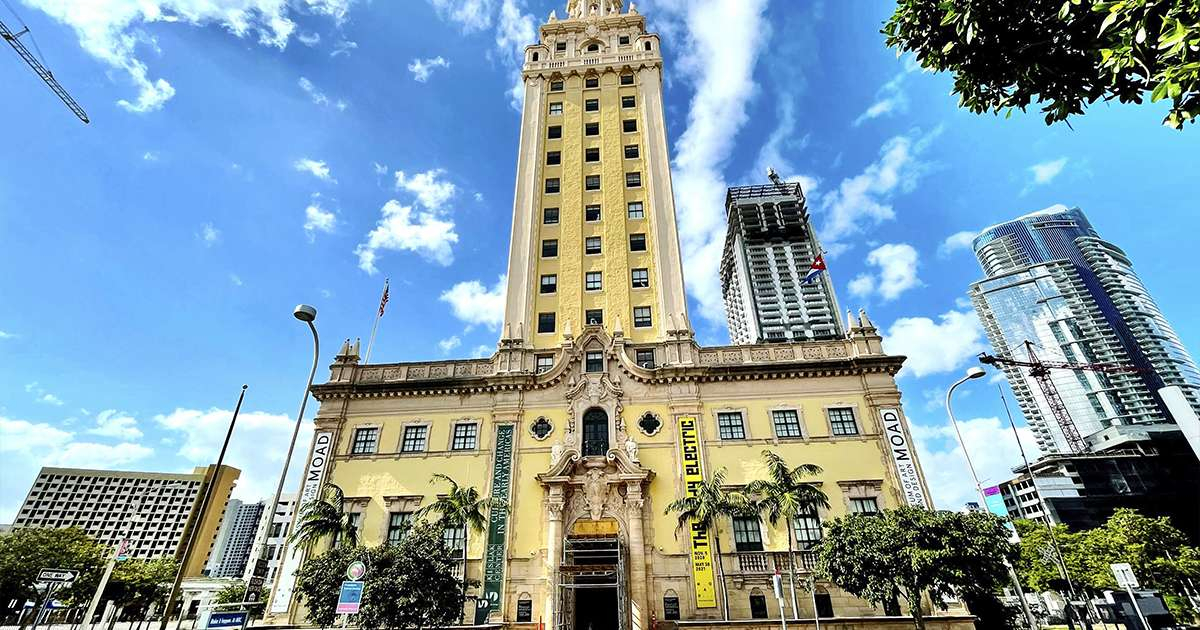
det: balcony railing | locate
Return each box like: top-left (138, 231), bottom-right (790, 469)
top-left (724, 550), bottom-right (819, 575)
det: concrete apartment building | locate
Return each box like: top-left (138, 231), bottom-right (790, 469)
top-left (242, 493), bottom-right (297, 583)
top-left (720, 175), bottom-right (842, 344)
top-left (11, 465), bottom-right (239, 576)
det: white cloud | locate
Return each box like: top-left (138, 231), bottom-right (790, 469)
top-left (395, 169), bottom-right (456, 209)
top-left (440, 275), bottom-right (506, 331)
top-left (409, 56), bottom-right (450, 82)
top-left (0, 330), bottom-right (15, 339)
top-left (1028, 157), bottom-right (1068, 185)
top-left (853, 62), bottom-right (917, 126)
top-left (658, 0), bottom-right (771, 325)
top-left (24, 0), bottom-right (348, 112)
top-left (298, 31), bottom-right (321, 46)
top-left (26, 382), bottom-right (65, 406)
top-left (882, 309), bottom-right (986, 378)
top-left (849, 243), bottom-right (921, 302)
top-left (373, 162), bottom-right (389, 176)
top-left (355, 201), bottom-right (458, 271)
top-left (52, 442), bottom-right (155, 468)
top-left (304, 201), bottom-right (337, 241)
top-left (88, 410), bottom-right (143, 440)
top-left (428, 0), bottom-right (494, 32)
top-left (298, 77), bottom-right (347, 110)
top-left (938, 230), bottom-right (977, 258)
top-left (229, 273), bottom-right (244, 286)
top-left (494, 0), bottom-right (536, 109)
top-left (471, 344), bottom-right (493, 358)
top-left (438, 335), bottom-right (462, 354)
top-left (473, 192), bottom-right (484, 202)
top-left (912, 416), bottom-right (1041, 509)
top-left (198, 222), bottom-right (220, 246)
top-left (293, 158), bottom-right (335, 183)
top-left (155, 407), bottom-right (311, 503)
top-left (142, 151), bottom-right (160, 161)
top-left (818, 128), bottom-right (940, 254)
top-left (0, 417), bottom-right (72, 453)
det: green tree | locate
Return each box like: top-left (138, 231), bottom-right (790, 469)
top-left (0, 527), bottom-right (107, 610)
top-left (293, 522), bottom-right (465, 630)
top-left (664, 466), bottom-right (755, 621)
top-left (290, 484), bottom-right (359, 552)
top-left (818, 507), bottom-right (1016, 630)
top-left (744, 450), bottom-right (829, 616)
top-left (107, 558), bottom-right (178, 619)
top-left (415, 474), bottom-right (504, 622)
top-left (883, 0), bottom-right (1200, 128)
top-left (213, 580), bottom-right (267, 619)
top-left (1012, 519), bottom-right (1088, 593)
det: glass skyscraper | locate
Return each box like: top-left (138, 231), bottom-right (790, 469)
top-left (968, 205), bottom-right (1200, 454)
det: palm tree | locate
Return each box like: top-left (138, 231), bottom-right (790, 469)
top-left (664, 467), bottom-right (756, 621)
top-left (416, 474), bottom-right (506, 621)
top-left (745, 450), bottom-right (829, 619)
top-left (289, 483), bottom-right (359, 552)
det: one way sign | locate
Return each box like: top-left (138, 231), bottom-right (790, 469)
top-left (38, 569), bottom-right (79, 583)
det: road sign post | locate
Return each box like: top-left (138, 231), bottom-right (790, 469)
top-left (773, 571), bottom-right (788, 630)
top-left (30, 569), bottom-right (78, 630)
top-left (206, 611), bottom-right (249, 630)
top-left (1111, 563), bottom-right (1150, 630)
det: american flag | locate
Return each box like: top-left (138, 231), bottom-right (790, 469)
top-left (377, 280), bottom-right (390, 316)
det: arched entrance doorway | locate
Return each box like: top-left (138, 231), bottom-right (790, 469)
top-left (560, 518), bottom-right (626, 630)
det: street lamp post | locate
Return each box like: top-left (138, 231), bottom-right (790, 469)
top-left (945, 368), bottom-right (1039, 630)
top-left (244, 305), bottom-right (319, 617)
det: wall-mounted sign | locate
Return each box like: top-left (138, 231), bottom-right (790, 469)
top-left (879, 409), bottom-right (930, 508)
top-left (270, 430), bottom-right (334, 614)
top-left (677, 416), bottom-right (717, 608)
top-left (336, 581), bottom-right (363, 615)
top-left (475, 424), bottom-right (515, 625)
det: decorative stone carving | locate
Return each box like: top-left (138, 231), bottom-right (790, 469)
top-left (624, 437), bottom-right (639, 462)
top-left (583, 468), bottom-right (606, 520)
top-left (530, 417), bottom-right (553, 440)
top-left (637, 412), bottom-right (660, 436)
top-left (803, 346), bottom-right (823, 359)
top-left (551, 442), bottom-right (565, 462)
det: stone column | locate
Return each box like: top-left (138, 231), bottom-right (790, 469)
top-left (625, 482), bottom-right (649, 630)
top-left (545, 489), bottom-right (565, 630)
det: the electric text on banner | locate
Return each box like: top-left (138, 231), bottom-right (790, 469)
top-left (677, 416), bottom-right (717, 608)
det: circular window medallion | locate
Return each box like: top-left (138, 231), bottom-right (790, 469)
top-left (530, 416), bottom-right (553, 441)
top-left (637, 412), bottom-right (661, 436)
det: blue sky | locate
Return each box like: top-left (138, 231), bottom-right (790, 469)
top-left (1, 0), bottom-right (1197, 521)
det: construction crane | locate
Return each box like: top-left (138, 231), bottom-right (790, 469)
top-left (978, 340), bottom-right (1144, 454)
top-left (1, 17), bottom-right (90, 123)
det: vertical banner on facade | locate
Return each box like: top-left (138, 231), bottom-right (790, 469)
top-left (269, 430), bottom-right (333, 614)
top-left (677, 416), bottom-right (717, 608)
top-left (475, 424), bottom-right (514, 625)
top-left (879, 409), bottom-right (930, 508)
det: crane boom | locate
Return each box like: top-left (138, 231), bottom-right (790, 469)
top-left (979, 342), bottom-right (1146, 454)
top-left (1, 18), bottom-right (90, 123)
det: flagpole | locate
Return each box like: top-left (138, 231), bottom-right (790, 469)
top-left (363, 279), bottom-right (388, 364)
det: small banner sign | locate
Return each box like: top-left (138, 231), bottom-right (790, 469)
top-left (475, 424), bottom-right (515, 625)
top-left (336, 581), bottom-right (364, 615)
top-left (207, 612), bottom-right (248, 629)
top-left (880, 408), bottom-right (930, 508)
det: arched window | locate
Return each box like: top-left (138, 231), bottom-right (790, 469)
top-left (644, 41), bottom-right (652, 51)
top-left (582, 408), bottom-right (609, 456)
top-left (532, 52), bottom-right (540, 61)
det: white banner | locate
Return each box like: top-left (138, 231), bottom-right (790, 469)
top-left (269, 430), bottom-right (334, 614)
top-left (879, 409), bottom-right (929, 508)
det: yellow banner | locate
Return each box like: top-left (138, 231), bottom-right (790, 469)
top-left (678, 416), bottom-right (717, 608)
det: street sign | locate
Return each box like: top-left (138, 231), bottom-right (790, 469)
top-left (207, 611), bottom-right (248, 629)
top-left (1111, 563), bottom-right (1139, 589)
top-left (245, 589), bottom-right (262, 603)
top-left (346, 560), bottom-right (367, 581)
top-left (337, 581), bottom-right (363, 615)
top-left (772, 571), bottom-right (783, 600)
top-left (247, 576), bottom-right (265, 591)
top-left (37, 569), bottom-right (78, 583)
top-left (252, 558), bottom-right (269, 578)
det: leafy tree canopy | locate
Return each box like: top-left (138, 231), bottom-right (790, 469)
top-left (818, 507), bottom-right (1016, 630)
top-left (884, 0), bottom-right (1200, 128)
top-left (0, 527), bottom-right (107, 608)
top-left (213, 580), bottom-right (267, 619)
top-left (294, 521), bottom-right (466, 630)
top-left (107, 557), bottom-right (178, 616)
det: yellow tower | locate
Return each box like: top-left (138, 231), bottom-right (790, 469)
top-left (502, 0), bottom-right (690, 350)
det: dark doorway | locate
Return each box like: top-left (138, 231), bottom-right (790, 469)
top-left (574, 579), bottom-right (618, 630)
top-left (815, 591), bottom-right (834, 618)
top-left (582, 408), bottom-right (609, 456)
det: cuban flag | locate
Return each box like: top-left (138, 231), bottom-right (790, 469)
top-left (803, 254), bottom-right (827, 284)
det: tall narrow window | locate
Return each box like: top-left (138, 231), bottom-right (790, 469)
top-left (585, 351), bottom-right (604, 372)
top-left (582, 409), bottom-right (608, 455)
top-left (794, 506), bottom-right (823, 548)
top-left (772, 409), bottom-right (803, 438)
top-left (540, 274), bottom-right (557, 294)
top-left (537, 312), bottom-right (556, 334)
top-left (386, 511), bottom-right (410, 544)
top-left (632, 306), bottom-right (652, 328)
top-left (750, 593), bottom-right (769, 619)
top-left (351, 427), bottom-right (378, 455)
top-left (828, 408), bottom-right (859, 436)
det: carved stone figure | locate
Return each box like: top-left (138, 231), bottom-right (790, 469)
top-left (624, 437), bottom-right (639, 462)
top-left (583, 468), bottom-right (607, 520)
